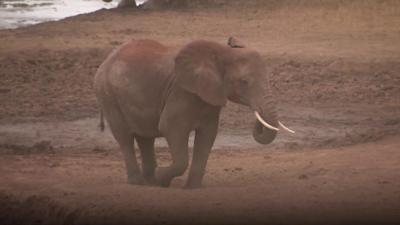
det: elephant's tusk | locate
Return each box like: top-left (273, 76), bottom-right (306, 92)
top-left (254, 111), bottom-right (280, 131)
top-left (278, 121), bottom-right (295, 134)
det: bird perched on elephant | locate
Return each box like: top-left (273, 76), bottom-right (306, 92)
top-left (94, 38), bottom-right (294, 188)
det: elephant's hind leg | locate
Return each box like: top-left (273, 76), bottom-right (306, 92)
top-left (103, 106), bottom-right (144, 185)
top-left (136, 136), bottom-right (157, 185)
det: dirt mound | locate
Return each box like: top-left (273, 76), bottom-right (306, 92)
top-left (0, 192), bottom-right (80, 225)
top-left (1, 137), bottom-right (400, 225)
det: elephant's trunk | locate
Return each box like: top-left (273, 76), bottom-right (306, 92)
top-left (249, 88), bottom-right (278, 145)
top-left (252, 108), bottom-right (278, 145)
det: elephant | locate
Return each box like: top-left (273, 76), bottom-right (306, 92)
top-left (103, 0), bottom-right (153, 8)
top-left (94, 38), bottom-right (294, 188)
top-left (102, 0), bottom-right (137, 8)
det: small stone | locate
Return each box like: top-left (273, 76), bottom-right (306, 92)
top-left (49, 162), bottom-right (60, 168)
top-left (298, 174), bottom-right (308, 180)
top-left (93, 146), bottom-right (107, 153)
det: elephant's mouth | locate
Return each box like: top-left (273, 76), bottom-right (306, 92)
top-left (252, 111), bottom-right (295, 145)
top-left (254, 111), bottom-right (295, 133)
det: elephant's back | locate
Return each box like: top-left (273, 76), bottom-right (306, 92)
top-left (94, 39), bottom-right (174, 137)
top-left (97, 39), bottom-right (174, 87)
top-left (116, 39), bottom-right (169, 64)
top-left (96, 39), bottom-right (170, 78)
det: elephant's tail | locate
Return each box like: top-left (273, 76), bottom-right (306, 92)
top-left (99, 109), bottom-right (105, 132)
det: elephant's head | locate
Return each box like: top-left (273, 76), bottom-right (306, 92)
top-left (175, 38), bottom-right (294, 144)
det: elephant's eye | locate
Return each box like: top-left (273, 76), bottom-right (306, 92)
top-left (239, 78), bottom-right (249, 86)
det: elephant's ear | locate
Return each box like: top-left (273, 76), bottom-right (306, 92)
top-left (175, 41), bottom-right (227, 106)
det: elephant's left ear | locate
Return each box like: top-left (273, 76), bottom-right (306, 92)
top-left (174, 41), bottom-right (227, 106)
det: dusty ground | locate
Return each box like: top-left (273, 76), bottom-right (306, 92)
top-left (0, 1), bottom-right (400, 224)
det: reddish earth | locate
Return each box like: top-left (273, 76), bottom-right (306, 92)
top-left (0, 1), bottom-right (400, 224)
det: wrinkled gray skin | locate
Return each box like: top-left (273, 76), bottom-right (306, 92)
top-left (94, 39), bottom-right (278, 188)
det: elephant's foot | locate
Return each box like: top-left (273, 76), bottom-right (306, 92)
top-left (155, 167), bottom-right (174, 187)
top-left (183, 182), bottom-right (203, 189)
top-left (127, 175), bottom-right (145, 185)
top-left (143, 175), bottom-right (158, 186)
top-left (157, 179), bottom-right (172, 188)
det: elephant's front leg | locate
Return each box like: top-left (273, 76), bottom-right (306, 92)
top-left (156, 129), bottom-right (190, 187)
top-left (185, 116), bottom-right (219, 189)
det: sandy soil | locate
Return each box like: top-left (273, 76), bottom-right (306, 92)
top-left (1, 1), bottom-right (400, 224)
